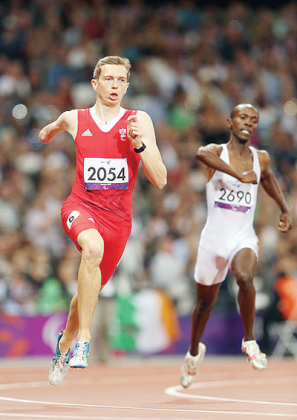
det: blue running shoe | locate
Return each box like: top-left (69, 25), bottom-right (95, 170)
top-left (48, 331), bottom-right (70, 386)
top-left (69, 341), bottom-right (90, 368)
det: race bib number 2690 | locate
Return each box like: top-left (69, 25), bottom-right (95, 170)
top-left (214, 182), bottom-right (255, 213)
top-left (84, 158), bottom-right (129, 190)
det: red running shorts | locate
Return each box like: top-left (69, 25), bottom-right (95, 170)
top-left (61, 197), bottom-right (131, 285)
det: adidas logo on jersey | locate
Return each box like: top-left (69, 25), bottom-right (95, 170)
top-left (82, 129), bottom-right (93, 136)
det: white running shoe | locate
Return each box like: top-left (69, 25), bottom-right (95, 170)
top-left (241, 339), bottom-right (267, 371)
top-left (180, 342), bottom-right (206, 388)
top-left (48, 331), bottom-right (70, 386)
top-left (69, 341), bottom-right (90, 368)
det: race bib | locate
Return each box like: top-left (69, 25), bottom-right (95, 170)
top-left (84, 158), bottom-right (129, 190)
top-left (214, 181), bottom-right (255, 213)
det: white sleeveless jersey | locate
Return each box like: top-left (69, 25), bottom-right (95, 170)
top-left (199, 144), bottom-right (261, 257)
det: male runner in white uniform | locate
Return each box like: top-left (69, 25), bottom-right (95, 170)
top-left (181, 104), bottom-right (292, 388)
top-left (195, 143), bottom-right (260, 286)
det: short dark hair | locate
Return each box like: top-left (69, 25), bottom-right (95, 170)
top-left (230, 103), bottom-right (258, 118)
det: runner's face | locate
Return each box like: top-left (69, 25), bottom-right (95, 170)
top-left (229, 106), bottom-right (259, 143)
top-left (92, 64), bottom-right (129, 105)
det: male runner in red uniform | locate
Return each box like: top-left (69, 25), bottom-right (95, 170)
top-left (39, 56), bottom-right (167, 385)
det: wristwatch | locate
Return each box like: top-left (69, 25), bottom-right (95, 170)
top-left (133, 141), bottom-right (147, 153)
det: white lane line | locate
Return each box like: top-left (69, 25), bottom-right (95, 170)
top-left (0, 381), bottom-right (50, 391)
top-left (1, 374), bottom-right (296, 391)
top-left (0, 396), bottom-right (297, 418)
top-left (164, 380), bottom-right (297, 407)
top-left (181, 376), bottom-right (297, 389)
top-left (0, 376), bottom-right (297, 418)
top-left (0, 374), bottom-right (177, 390)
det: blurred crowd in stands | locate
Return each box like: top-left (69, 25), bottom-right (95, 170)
top-left (0, 0), bottom-right (297, 329)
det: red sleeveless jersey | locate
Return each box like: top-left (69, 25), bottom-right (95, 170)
top-left (69, 108), bottom-right (140, 224)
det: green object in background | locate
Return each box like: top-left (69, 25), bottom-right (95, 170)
top-left (110, 294), bottom-right (138, 352)
top-left (37, 277), bottom-right (69, 314)
top-left (167, 106), bottom-right (196, 130)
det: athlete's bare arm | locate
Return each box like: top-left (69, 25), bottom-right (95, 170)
top-left (258, 150), bottom-right (292, 232)
top-left (196, 143), bottom-right (257, 184)
top-left (127, 111), bottom-right (167, 190)
top-left (39, 110), bottom-right (78, 143)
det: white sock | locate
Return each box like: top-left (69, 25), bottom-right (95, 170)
top-left (243, 339), bottom-right (256, 345)
top-left (187, 350), bottom-right (200, 361)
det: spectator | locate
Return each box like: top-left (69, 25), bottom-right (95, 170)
top-left (149, 234), bottom-right (194, 314)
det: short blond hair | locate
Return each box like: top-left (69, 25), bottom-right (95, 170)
top-left (93, 56), bottom-right (131, 80)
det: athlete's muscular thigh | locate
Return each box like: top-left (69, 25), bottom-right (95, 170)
top-left (77, 228), bottom-right (104, 265)
top-left (194, 245), bottom-right (229, 286)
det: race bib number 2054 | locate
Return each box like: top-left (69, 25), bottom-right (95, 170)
top-left (84, 158), bottom-right (129, 190)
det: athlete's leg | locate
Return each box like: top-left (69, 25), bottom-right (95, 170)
top-left (59, 229), bottom-right (104, 352)
top-left (189, 282), bottom-right (221, 356)
top-left (191, 244), bottom-right (228, 356)
top-left (75, 228), bottom-right (104, 343)
top-left (59, 293), bottom-right (79, 353)
top-left (231, 247), bottom-right (257, 341)
top-left (181, 244), bottom-right (226, 388)
top-left (181, 282), bottom-right (221, 388)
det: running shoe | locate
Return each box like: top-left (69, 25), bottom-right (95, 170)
top-left (69, 341), bottom-right (90, 368)
top-left (180, 342), bottom-right (206, 388)
top-left (241, 339), bottom-right (267, 371)
top-left (48, 331), bottom-right (70, 386)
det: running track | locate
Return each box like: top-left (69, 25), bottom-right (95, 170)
top-left (0, 357), bottom-right (296, 419)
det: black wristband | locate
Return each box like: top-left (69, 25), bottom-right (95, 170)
top-left (133, 141), bottom-right (146, 153)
